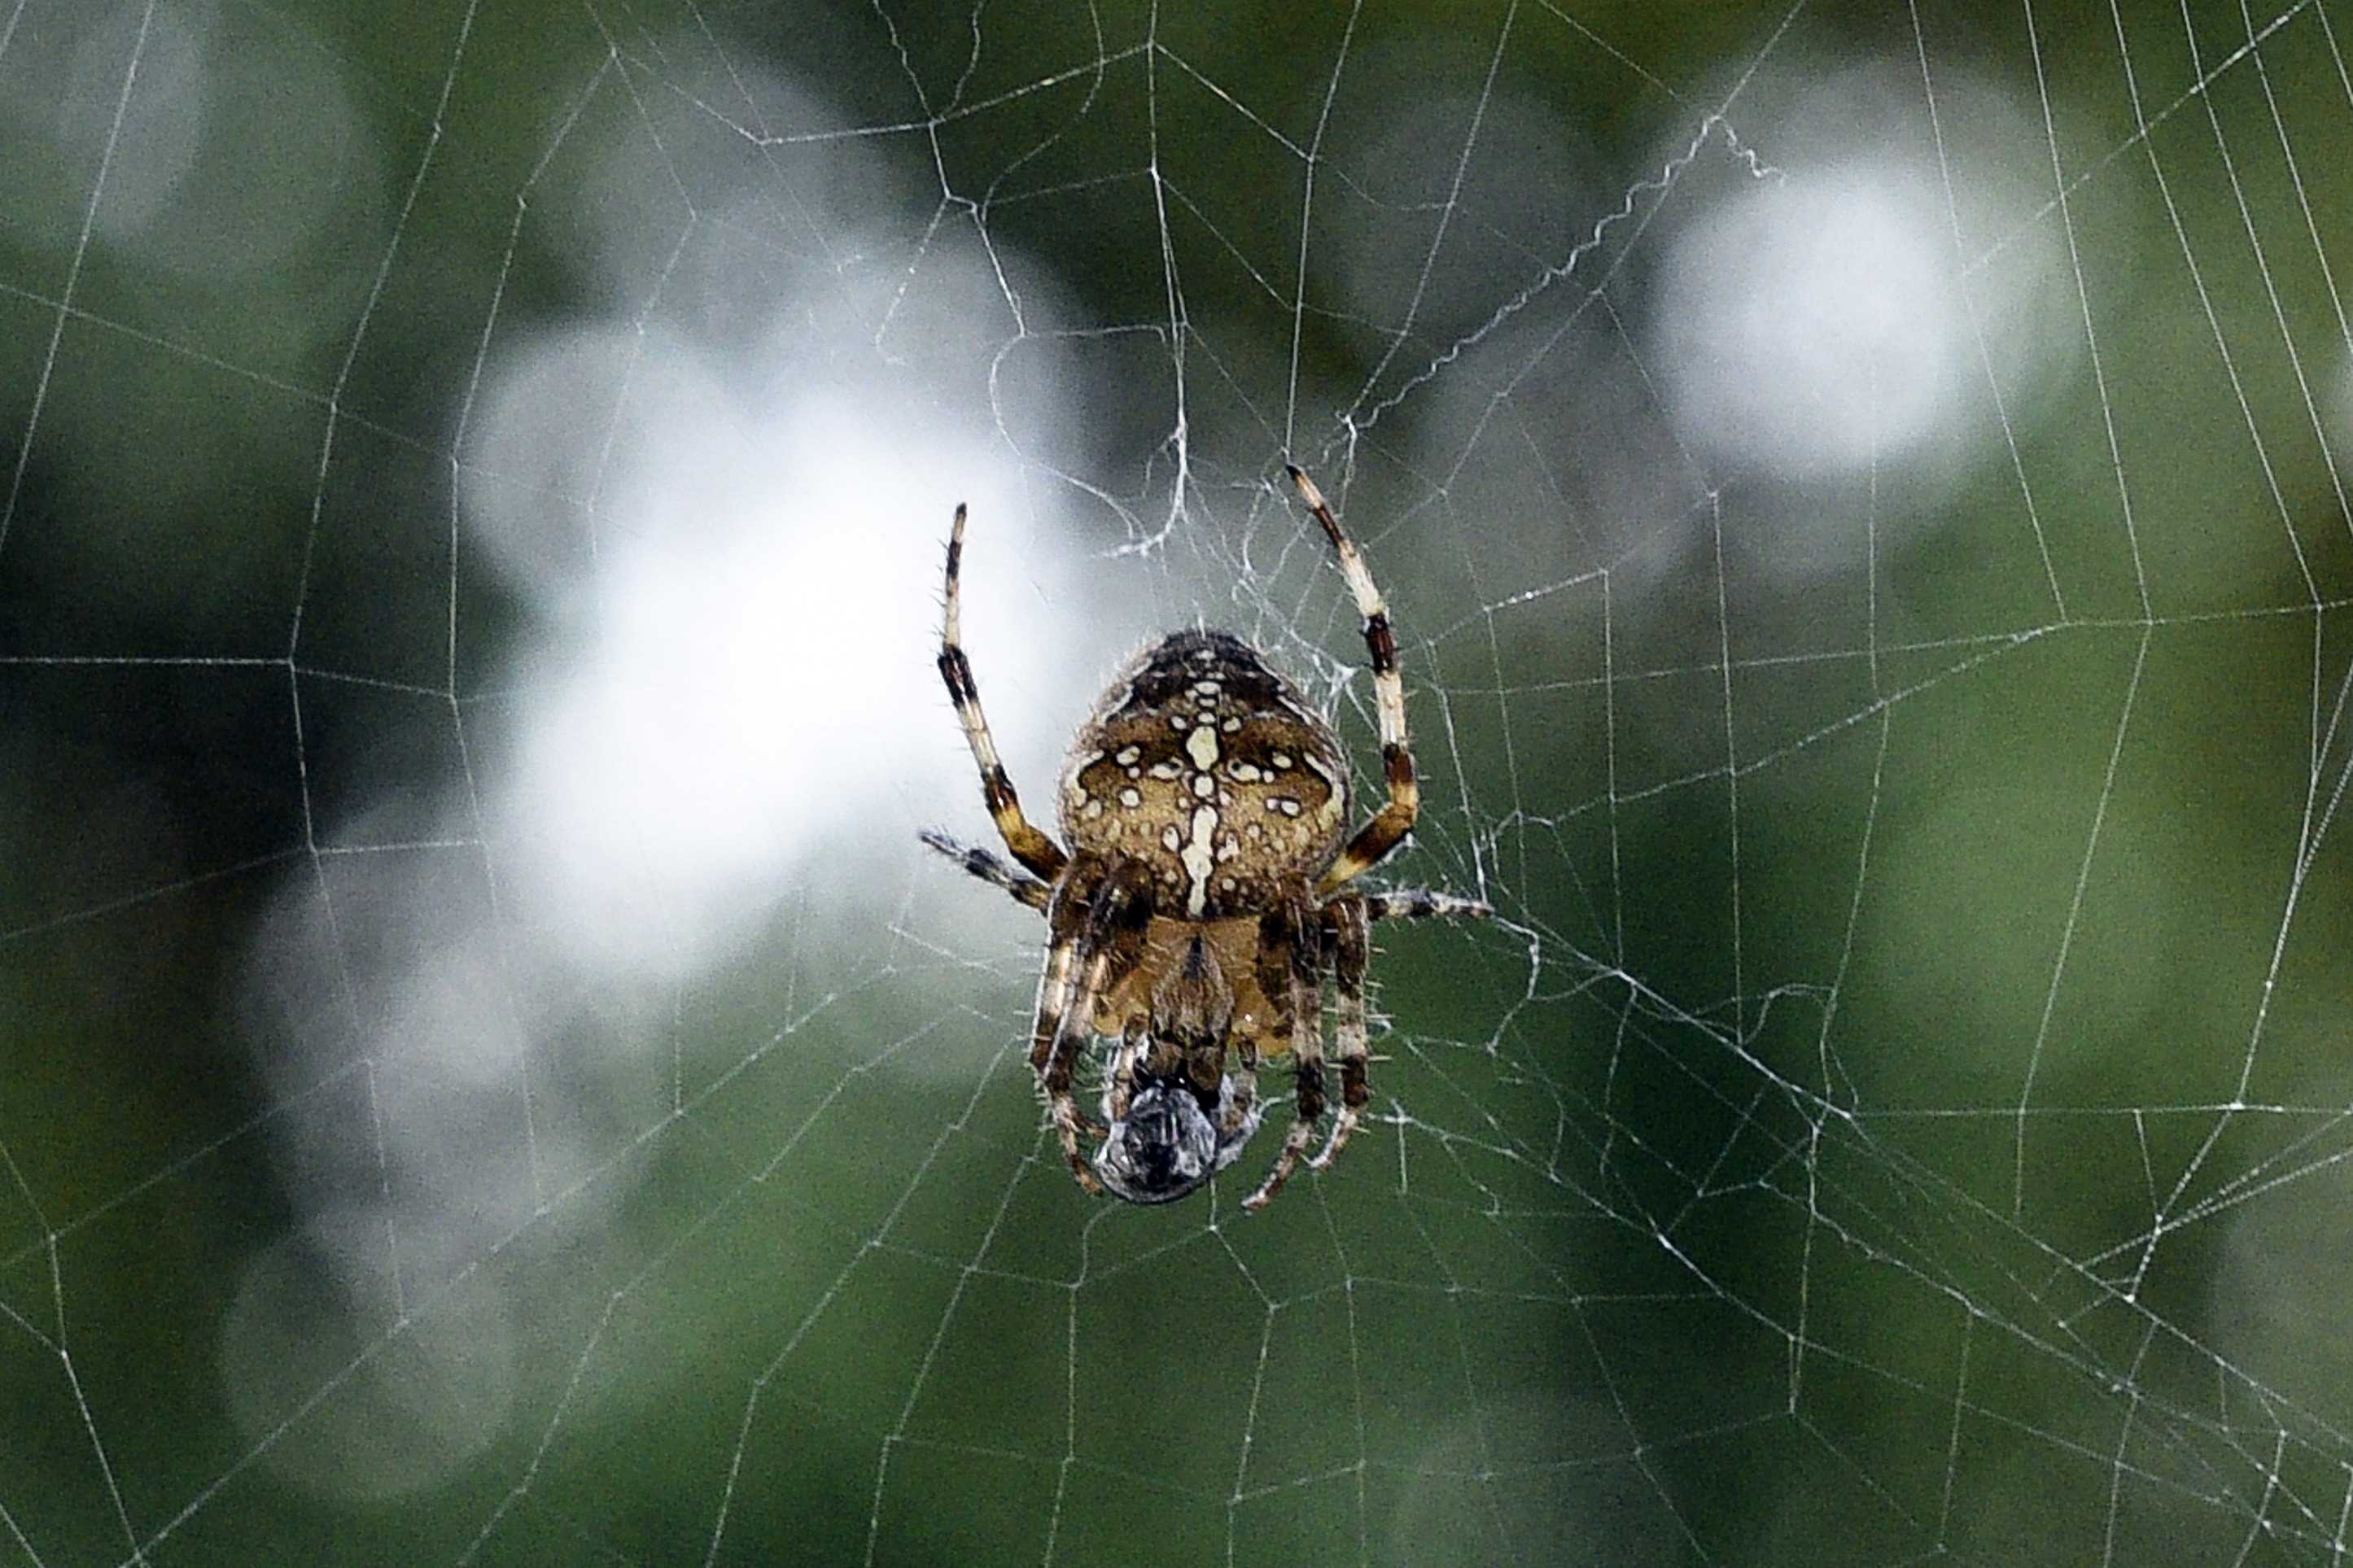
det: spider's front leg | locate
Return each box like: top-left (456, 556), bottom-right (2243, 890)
top-left (936, 502), bottom-right (1069, 882)
top-left (1288, 466), bottom-right (1419, 895)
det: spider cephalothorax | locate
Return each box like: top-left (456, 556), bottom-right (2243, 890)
top-left (922, 468), bottom-right (1489, 1210)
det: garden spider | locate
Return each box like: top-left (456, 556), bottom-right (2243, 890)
top-left (921, 467), bottom-right (1489, 1210)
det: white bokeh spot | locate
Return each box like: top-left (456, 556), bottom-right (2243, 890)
top-left (1655, 168), bottom-right (1962, 477)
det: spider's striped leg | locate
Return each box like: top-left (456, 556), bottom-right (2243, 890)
top-left (1309, 894), bottom-right (1372, 1173)
top-left (1105, 1019), bottom-right (1149, 1121)
top-left (1362, 887), bottom-right (1492, 923)
top-left (1288, 466), bottom-right (1419, 897)
top-left (918, 828), bottom-right (1052, 913)
top-left (1216, 1040), bottom-right (1261, 1147)
top-left (1033, 864), bottom-right (1148, 1193)
top-left (1030, 862), bottom-right (1146, 1073)
top-left (938, 503), bottom-right (1069, 882)
top-left (1039, 957), bottom-right (1112, 1191)
top-left (1243, 900), bottom-right (1326, 1212)
top-left (1217, 1068), bottom-right (1258, 1140)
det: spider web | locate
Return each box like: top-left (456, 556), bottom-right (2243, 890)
top-left (3, 0), bottom-right (2352, 1561)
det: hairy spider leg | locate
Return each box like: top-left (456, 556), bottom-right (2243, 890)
top-left (1361, 887), bottom-right (1493, 922)
top-left (1030, 919), bottom-right (1080, 1079)
top-left (1044, 949), bottom-right (1116, 1190)
top-left (1288, 466), bottom-right (1418, 895)
top-left (917, 828), bottom-right (1052, 913)
top-left (938, 504), bottom-right (1069, 882)
top-left (1033, 864), bottom-right (1151, 1192)
top-left (1105, 1019), bottom-right (1150, 1120)
top-left (1310, 894), bottom-right (1373, 1173)
top-left (1242, 899), bottom-right (1327, 1212)
top-left (1218, 1068), bottom-right (1259, 1140)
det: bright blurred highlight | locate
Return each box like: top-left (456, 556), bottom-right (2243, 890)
top-left (1656, 169), bottom-right (1961, 474)
top-left (1648, 63), bottom-right (2068, 509)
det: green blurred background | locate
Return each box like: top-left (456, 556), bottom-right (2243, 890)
top-left (5, 0), bottom-right (2353, 1561)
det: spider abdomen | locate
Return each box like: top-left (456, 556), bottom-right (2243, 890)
top-left (1058, 631), bottom-right (1349, 920)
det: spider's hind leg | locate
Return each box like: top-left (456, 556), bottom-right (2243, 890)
top-left (1306, 886), bottom-right (1488, 1173)
top-left (1033, 861), bottom-right (1152, 1193)
top-left (1242, 898), bottom-right (1327, 1212)
top-left (1309, 894), bottom-right (1372, 1174)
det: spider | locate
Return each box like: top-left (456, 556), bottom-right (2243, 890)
top-left (921, 467), bottom-right (1489, 1210)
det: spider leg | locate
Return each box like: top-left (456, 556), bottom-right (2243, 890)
top-left (918, 828), bottom-right (1053, 913)
top-left (938, 503), bottom-right (1069, 882)
top-left (1309, 894), bottom-right (1372, 1173)
top-left (1032, 863), bottom-right (1149, 1193)
top-left (1105, 1018), bottom-right (1148, 1121)
top-left (1242, 900), bottom-right (1326, 1212)
top-left (1218, 1068), bottom-right (1258, 1139)
top-left (1039, 967), bottom-right (1109, 1191)
top-left (1288, 466), bottom-right (1418, 896)
top-left (1218, 1039), bottom-right (1262, 1140)
top-left (1361, 887), bottom-right (1492, 923)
